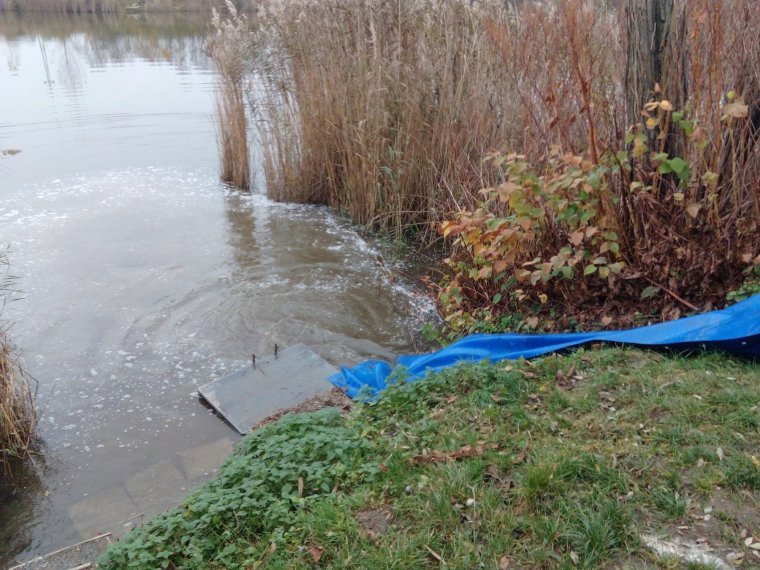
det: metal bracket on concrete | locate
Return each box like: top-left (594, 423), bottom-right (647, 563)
top-left (197, 344), bottom-right (338, 434)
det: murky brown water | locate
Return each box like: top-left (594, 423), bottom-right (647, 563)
top-left (0, 12), bottom-right (433, 565)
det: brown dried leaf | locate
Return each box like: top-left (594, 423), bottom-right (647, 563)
top-left (309, 546), bottom-right (324, 563)
top-left (412, 442), bottom-right (499, 464)
top-left (569, 230), bottom-right (584, 246)
top-left (724, 101), bottom-right (749, 119)
top-left (686, 203), bottom-right (701, 219)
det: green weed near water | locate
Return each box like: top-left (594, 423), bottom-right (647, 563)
top-left (100, 348), bottom-right (760, 569)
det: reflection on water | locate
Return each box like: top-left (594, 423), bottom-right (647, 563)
top-left (0, 12), bottom-right (434, 566)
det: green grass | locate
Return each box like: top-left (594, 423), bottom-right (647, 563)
top-left (99, 348), bottom-right (760, 569)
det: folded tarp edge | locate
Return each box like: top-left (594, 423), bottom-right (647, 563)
top-left (330, 294), bottom-right (760, 399)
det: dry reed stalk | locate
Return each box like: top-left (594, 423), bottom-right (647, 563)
top-left (0, 328), bottom-right (36, 472)
top-left (215, 87), bottom-right (249, 190)
top-left (248, 0), bottom-right (621, 241)
top-left (209, 2), bottom-right (251, 190)
top-left (0, 252), bottom-right (36, 474)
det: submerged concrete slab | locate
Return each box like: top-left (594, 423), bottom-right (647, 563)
top-left (197, 344), bottom-right (338, 434)
top-left (67, 485), bottom-right (139, 539)
top-left (176, 437), bottom-right (235, 482)
top-left (124, 460), bottom-right (187, 512)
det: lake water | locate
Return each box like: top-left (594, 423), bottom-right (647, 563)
top-left (0, 12), bottom-right (433, 565)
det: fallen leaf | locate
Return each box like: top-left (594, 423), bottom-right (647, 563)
top-left (411, 442), bottom-right (499, 464)
top-left (717, 447), bottom-right (724, 461)
top-left (569, 230), bottom-right (584, 246)
top-left (298, 476), bottom-right (304, 497)
top-left (499, 554), bottom-right (511, 569)
top-left (724, 101), bottom-right (749, 119)
top-left (686, 203), bottom-right (701, 219)
top-left (446, 395), bottom-right (458, 404)
top-left (309, 546), bottom-right (324, 563)
top-left (490, 394), bottom-right (504, 403)
top-left (485, 464), bottom-right (516, 489)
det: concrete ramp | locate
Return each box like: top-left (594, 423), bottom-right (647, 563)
top-left (197, 344), bottom-right (338, 434)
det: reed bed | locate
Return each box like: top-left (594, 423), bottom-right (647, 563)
top-left (251, 0), bottom-right (511, 239)
top-left (209, 2), bottom-right (251, 189)
top-left (0, 254), bottom-right (35, 473)
top-left (0, 329), bottom-right (35, 472)
top-left (244, 0), bottom-right (622, 240)
top-left (232, 0), bottom-right (759, 317)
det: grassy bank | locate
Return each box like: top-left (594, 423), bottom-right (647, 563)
top-left (100, 347), bottom-right (760, 569)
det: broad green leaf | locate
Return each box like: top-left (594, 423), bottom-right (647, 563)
top-left (641, 286), bottom-right (661, 300)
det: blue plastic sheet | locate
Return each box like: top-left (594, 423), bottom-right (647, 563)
top-left (330, 294), bottom-right (760, 398)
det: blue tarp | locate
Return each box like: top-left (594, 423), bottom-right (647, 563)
top-left (329, 294), bottom-right (760, 399)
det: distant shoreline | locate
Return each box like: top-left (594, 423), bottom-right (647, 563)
top-left (0, 0), bottom-right (255, 14)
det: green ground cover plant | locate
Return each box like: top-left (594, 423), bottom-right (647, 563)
top-left (100, 348), bottom-right (760, 569)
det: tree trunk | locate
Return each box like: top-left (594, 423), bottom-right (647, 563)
top-left (625, 0), bottom-right (687, 156)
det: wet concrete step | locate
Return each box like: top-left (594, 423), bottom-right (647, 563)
top-left (197, 344), bottom-right (338, 434)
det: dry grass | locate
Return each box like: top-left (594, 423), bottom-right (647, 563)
top-left (0, 254), bottom-right (36, 473)
top-left (209, 2), bottom-right (251, 190)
